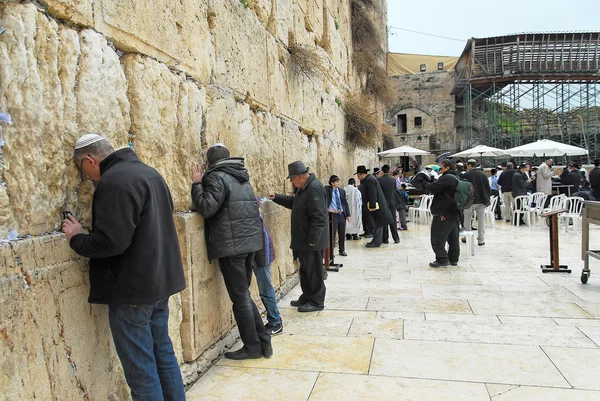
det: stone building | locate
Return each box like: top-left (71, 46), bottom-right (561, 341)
top-left (385, 53), bottom-right (459, 165)
top-left (0, 1), bottom-right (386, 399)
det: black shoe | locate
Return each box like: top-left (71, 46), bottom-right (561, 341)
top-left (262, 345), bottom-right (273, 358)
top-left (324, 270), bottom-right (328, 280)
top-left (382, 241), bottom-right (389, 244)
top-left (346, 234), bottom-right (352, 240)
top-left (290, 299), bottom-right (303, 307)
top-left (266, 323), bottom-right (283, 336)
top-left (429, 261), bottom-right (449, 268)
top-left (298, 303), bottom-right (324, 312)
top-left (450, 262), bottom-right (458, 266)
top-left (352, 234), bottom-right (360, 240)
top-left (366, 242), bottom-right (380, 248)
top-left (394, 239), bottom-right (400, 244)
top-left (224, 347), bottom-right (262, 360)
top-left (339, 250), bottom-right (348, 256)
top-left (363, 234), bottom-right (374, 238)
top-left (478, 241), bottom-right (485, 246)
top-left (471, 227), bottom-right (477, 230)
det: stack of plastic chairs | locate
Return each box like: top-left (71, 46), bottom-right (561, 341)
top-left (415, 195), bottom-right (433, 224)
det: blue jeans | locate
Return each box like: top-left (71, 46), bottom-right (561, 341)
top-left (252, 263), bottom-right (282, 327)
top-left (108, 297), bottom-right (185, 401)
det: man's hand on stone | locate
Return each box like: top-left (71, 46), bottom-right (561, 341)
top-left (62, 215), bottom-right (84, 242)
top-left (192, 163), bottom-right (203, 183)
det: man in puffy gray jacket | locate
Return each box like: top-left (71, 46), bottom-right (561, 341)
top-left (269, 161), bottom-right (328, 312)
top-left (191, 144), bottom-right (271, 360)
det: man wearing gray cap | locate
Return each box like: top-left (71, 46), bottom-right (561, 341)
top-left (268, 161), bottom-right (328, 312)
top-left (191, 144), bottom-right (271, 360)
top-left (62, 134), bottom-right (186, 400)
top-left (464, 159), bottom-right (491, 245)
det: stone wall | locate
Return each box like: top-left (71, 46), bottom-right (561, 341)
top-left (385, 70), bottom-right (457, 164)
top-left (0, 1), bottom-right (382, 399)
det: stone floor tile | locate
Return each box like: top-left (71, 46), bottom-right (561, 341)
top-left (542, 346), bottom-right (600, 390)
top-left (377, 311), bottom-right (425, 320)
top-left (425, 313), bottom-right (502, 324)
top-left (577, 326), bottom-right (600, 346)
top-left (553, 317), bottom-right (600, 327)
top-left (575, 303), bottom-right (600, 318)
top-left (489, 385), bottom-right (600, 400)
top-left (497, 315), bottom-right (558, 326)
top-left (404, 320), bottom-right (597, 348)
top-left (367, 297), bottom-right (472, 313)
top-left (390, 272), bottom-right (482, 285)
top-left (347, 317), bottom-right (404, 339)
top-left (308, 373), bottom-right (490, 401)
top-left (469, 299), bottom-right (592, 318)
top-left (186, 366), bottom-right (318, 401)
top-left (279, 315), bottom-right (353, 337)
top-left (218, 335), bottom-right (374, 374)
top-left (317, 310), bottom-right (377, 319)
top-left (424, 283), bottom-right (581, 302)
top-left (560, 284), bottom-right (600, 303)
top-left (370, 339), bottom-right (570, 387)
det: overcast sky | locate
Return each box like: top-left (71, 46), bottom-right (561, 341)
top-left (387, 0), bottom-right (600, 56)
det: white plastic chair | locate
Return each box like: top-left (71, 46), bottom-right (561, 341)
top-left (533, 193), bottom-right (548, 222)
top-left (544, 194), bottom-right (567, 214)
top-left (408, 195), bottom-right (424, 223)
top-left (512, 195), bottom-right (532, 226)
top-left (484, 195), bottom-right (499, 227)
top-left (559, 197), bottom-right (584, 232)
top-left (529, 192), bottom-right (545, 223)
top-left (413, 195), bottom-right (433, 224)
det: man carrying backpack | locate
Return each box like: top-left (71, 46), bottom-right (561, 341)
top-left (424, 159), bottom-right (462, 267)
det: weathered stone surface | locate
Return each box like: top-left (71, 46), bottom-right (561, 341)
top-left (0, 4), bottom-right (129, 237)
top-left (123, 54), bottom-right (204, 211)
top-left (95, 0), bottom-right (214, 83)
top-left (44, 0), bottom-right (94, 26)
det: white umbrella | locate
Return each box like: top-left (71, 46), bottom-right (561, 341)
top-left (505, 139), bottom-right (588, 157)
top-left (451, 144), bottom-right (507, 165)
top-left (378, 145), bottom-right (430, 158)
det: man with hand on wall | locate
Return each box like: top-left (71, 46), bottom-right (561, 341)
top-left (326, 175), bottom-right (351, 259)
top-left (269, 161), bottom-right (328, 312)
top-left (62, 134), bottom-right (187, 401)
top-left (191, 144), bottom-right (271, 360)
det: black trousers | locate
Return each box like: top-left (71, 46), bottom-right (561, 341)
top-left (491, 189), bottom-right (502, 218)
top-left (329, 213), bottom-right (346, 259)
top-left (430, 214), bottom-right (460, 264)
top-left (382, 206), bottom-right (400, 243)
top-left (370, 226), bottom-right (384, 246)
top-left (296, 250), bottom-right (326, 308)
top-left (219, 253), bottom-right (271, 354)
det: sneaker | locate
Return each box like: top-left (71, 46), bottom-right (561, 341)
top-left (478, 241), bottom-right (485, 246)
top-left (266, 323), bottom-right (283, 336)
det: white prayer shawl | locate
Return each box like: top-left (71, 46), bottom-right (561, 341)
top-left (344, 185), bottom-right (363, 234)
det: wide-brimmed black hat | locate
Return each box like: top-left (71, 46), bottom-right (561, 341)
top-left (287, 161), bottom-right (309, 178)
top-left (354, 165), bottom-right (370, 175)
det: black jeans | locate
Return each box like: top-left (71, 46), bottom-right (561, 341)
top-left (382, 206), bottom-right (400, 243)
top-left (491, 189), bottom-right (502, 218)
top-left (329, 212), bottom-right (346, 259)
top-left (219, 253), bottom-right (271, 354)
top-left (371, 226), bottom-right (384, 246)
top-left (296, 250), bottom-right (326, 308)
top-left (430, 214), bottom-right (460, 264)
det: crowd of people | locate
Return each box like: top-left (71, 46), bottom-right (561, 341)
top-left (59, 134), bottom-right (600, 400)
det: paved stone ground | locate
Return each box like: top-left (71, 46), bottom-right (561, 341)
top-left (187, 218), bottom-right (600, 400)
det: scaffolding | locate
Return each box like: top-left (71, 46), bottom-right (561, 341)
top-left (453, 32), bottom-right (600, 161)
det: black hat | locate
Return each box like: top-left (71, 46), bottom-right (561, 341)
top-left (354, 165), bottom-right (369, 175)
top-left (373, 167), bottom-right (381, 175)
top-left (286, 161), bottom-right (309, 179)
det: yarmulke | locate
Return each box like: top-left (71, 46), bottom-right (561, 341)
top-left (75, 134), bottom-right (105, 149)
top-left (467, 159), bottom-right (477, 163)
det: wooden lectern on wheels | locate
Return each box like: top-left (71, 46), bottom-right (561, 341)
top-left (541, 208), bottom-right (571, 273)
top-left (324, 212), bottom-right (342, 272)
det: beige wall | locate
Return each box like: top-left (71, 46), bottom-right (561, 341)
top-left (0, 1), bottom-right (383, 399)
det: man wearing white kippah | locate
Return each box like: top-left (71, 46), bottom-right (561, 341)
top-left (62, 134), bottom-right (187, 401)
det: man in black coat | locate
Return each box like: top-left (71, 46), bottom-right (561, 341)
top-left (269, 161), bottom-right (328, 312)
top-left (560, 162), bottom-right (582, 196)
top-left (512, 164), bottom-right (532, 225)
top-left (62, 134), bottom-right (186, 399)
top-left (589, 160), bottom-right (600, 200)
top-left (326, 175), bottom-right (351, 259)
top-left (378, 164), bottom-right (400, 244)
top-left (464, 159), bottom-right (491, 245)
top-left (192, 144), bottom-right (270, 360)
top-left (424, 159), bottom-right (460, 267)
top-left (355, 165), bottom-right (394, 248)
top-left (497, 162), bottom-right (517, 222)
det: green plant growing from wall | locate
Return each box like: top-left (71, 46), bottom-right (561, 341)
top-left (335, 20), bottom-right (340, 30)
top-left (239, 0), bottom-right (249, 8)
top-left (417, 135), bottom-right (423, 140)
top-left (335, 97), bottom-right (342, 107)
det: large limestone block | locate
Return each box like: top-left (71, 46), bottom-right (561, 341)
top-left (44, 0), bottom-right (94, 26)
top-left (296, 0), bottom-right (324, 41)
top-left (0, 4), bottom-right (129, 237)
top-left (274, 0), bottom-right (294, 46)
top-left (123, 54), bottom-right (204, 212)
top-left (95, 0), bottom-right (214, 83)
top-left (322, 8), bottom-right (349, 79)
top-left (247, 0), bottom-right (274, 29)
top-left (267, 38), bottom-right (304, 124)
top-left (211, 0), bottom-right (269, 108)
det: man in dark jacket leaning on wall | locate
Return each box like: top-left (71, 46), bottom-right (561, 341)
top-left (62, 134), bottom-right (187, 401)
top-left (269, 161), bottom-right (328, 312)
top-left (191, 144), bottom-right (272, 360)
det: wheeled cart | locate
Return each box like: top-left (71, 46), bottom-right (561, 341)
top-left (581, 201), bottom-right (600, 283)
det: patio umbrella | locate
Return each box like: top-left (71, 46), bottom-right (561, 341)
top-left (377, 145), bottom-right (430, 158)
top-left (451, 145), bottom-right (507, 165)
top-left (505, 139), bottom-right (588, 157)
top-left (424, 164), bottom-right (441, 171)
top-left (435, 152), bottom-right (452, 163)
